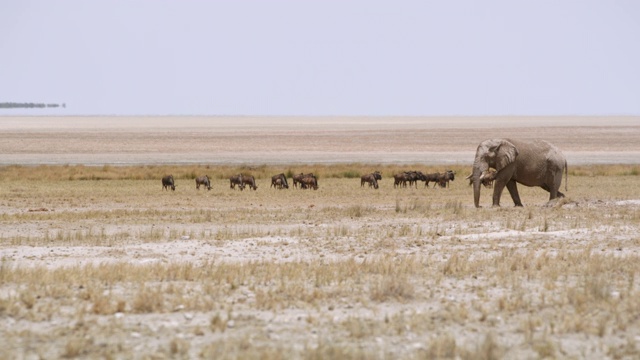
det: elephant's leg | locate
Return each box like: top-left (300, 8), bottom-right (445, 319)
top-left (546, 183), bottom-right (558, 200)
top-left (552, 171), bottom-right (565, 199)
top-left (506, 180), bottom-right (523, 207)
top-left (548, 186), bottom-right (565, 199)
top-left (542, 177), bottom-right (565, 200)
top-left (492, 179), bottom-right (508, 207)
top-left (539, 179), bottom-right (559, 201)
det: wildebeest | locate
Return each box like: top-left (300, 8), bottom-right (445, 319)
top-left (271, 173), bottom-right (289, 189)
top-left (393, 171), bottom-right (424, 188)
top-left (272, 177), bottom-right (285, 189)
top-left (195, 175), bottom-right (211, 190)
top-left (162, 175), bottom-right (176, 191)
top-left (293, 173), bottom-right (315, 189)
top-left (241, 174), bottom-right (258, 190)
top-left (299, 174), bottom-right (318, 190)
top-left (292, 173), bottom-right (305, 188)
top-left (423, 172), bottom-right (441, 188)
top-left (393, 173), bottom-right (406, 188)
top-left (408, 171), bottom-right (426, 188)
top-left (423, 170), bottom-right (454, 188)
top-left (436, 170), bottom-right (455, 188)
top-left (229, 174), bottom-right (245, 190)
top-left (361, 171), bottom-right (381, 189)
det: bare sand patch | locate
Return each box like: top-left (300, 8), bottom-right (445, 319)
top-left (1, 118), bottom-right (640, 358)
top-left (1, 116), bottom-right (639, 165)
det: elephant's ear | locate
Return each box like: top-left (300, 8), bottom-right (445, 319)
top-left (495, 140), bottom-right (518, 171)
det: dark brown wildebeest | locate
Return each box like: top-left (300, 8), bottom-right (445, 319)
top-left (394, 171), bottom-right (424, 188)
top-left (361, 171), bottom-right (381, 189)
top-left (271, 173), bottom-right (288, 189)
top-left (300, 174), bottom-right (318, 190)
top-left (293, 173), bottom-right (315, 189)
top-left (229, 174), bottom-right (245, 190)
top-left (162, 175), bottom-right (176, 191)
top-left (393, 171), bottom-right (426, 188)
top-left (241, 174), bottom-right (258, 190)
top-left (405, 171), bottom-right (419, 188)
top-left (272, 177), bottom-right (285, 189)
top-left (409, 171), bottom-right (426, 188)
top-left (195, 175), bottom-right (211, 190)
top-left (393, 173), bottom-right (406, 188)
top-left (435, 170), bottom-right (455, 188)
top-left (292, 173), bottom-right (305, 188)
top-left (423, 172), bottom-right (441, 188)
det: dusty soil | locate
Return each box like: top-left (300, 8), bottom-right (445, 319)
top-left (1, 116), bottom-right (639, 165)
top-left (1, 116), bottom-right (640, 358)
top-left (4, 199), bottom-right (640, 270)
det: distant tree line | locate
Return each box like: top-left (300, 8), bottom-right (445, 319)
top-left (0, 102), bottom-right (66, 109)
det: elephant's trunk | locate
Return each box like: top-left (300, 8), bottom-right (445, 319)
top-left (473, 177), bottom-right (481, 208)
top-left (472, 160), bottom-right (488, 208)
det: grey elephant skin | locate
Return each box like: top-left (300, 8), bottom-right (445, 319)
top-left (470, 138), bottom-right (567, 208)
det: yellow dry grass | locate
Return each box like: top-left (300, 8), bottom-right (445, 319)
top-left (1, 164), bottom-right (639, 359)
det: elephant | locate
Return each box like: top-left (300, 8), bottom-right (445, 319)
top-left (469, 138), bottom-right (567, 208)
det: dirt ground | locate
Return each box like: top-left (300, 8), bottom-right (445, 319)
top-left (1, 116), bottom-right (640, 359)
top-left (1, 116), bottom-right (639, 165)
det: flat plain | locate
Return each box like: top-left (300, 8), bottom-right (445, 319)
top-left (1, 116), bottom-right (640, 359)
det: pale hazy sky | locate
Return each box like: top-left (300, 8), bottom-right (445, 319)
top-left (1, 1), bottom-right (639, 116)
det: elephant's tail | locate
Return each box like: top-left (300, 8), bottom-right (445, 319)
top-left (564, 160), bottom-right (568, 192)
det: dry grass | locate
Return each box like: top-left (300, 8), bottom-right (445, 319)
top-left (0, 163), bottom-right (471, 182)
top-left (1, 164), bottom-right (640, 358)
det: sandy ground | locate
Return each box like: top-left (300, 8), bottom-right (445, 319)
top-left (1, 116), bottom-right (639, 165)
top-left (2, 116), bottom-right (640, 358)
top-left (5, 198), bottom-right (640, 271)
